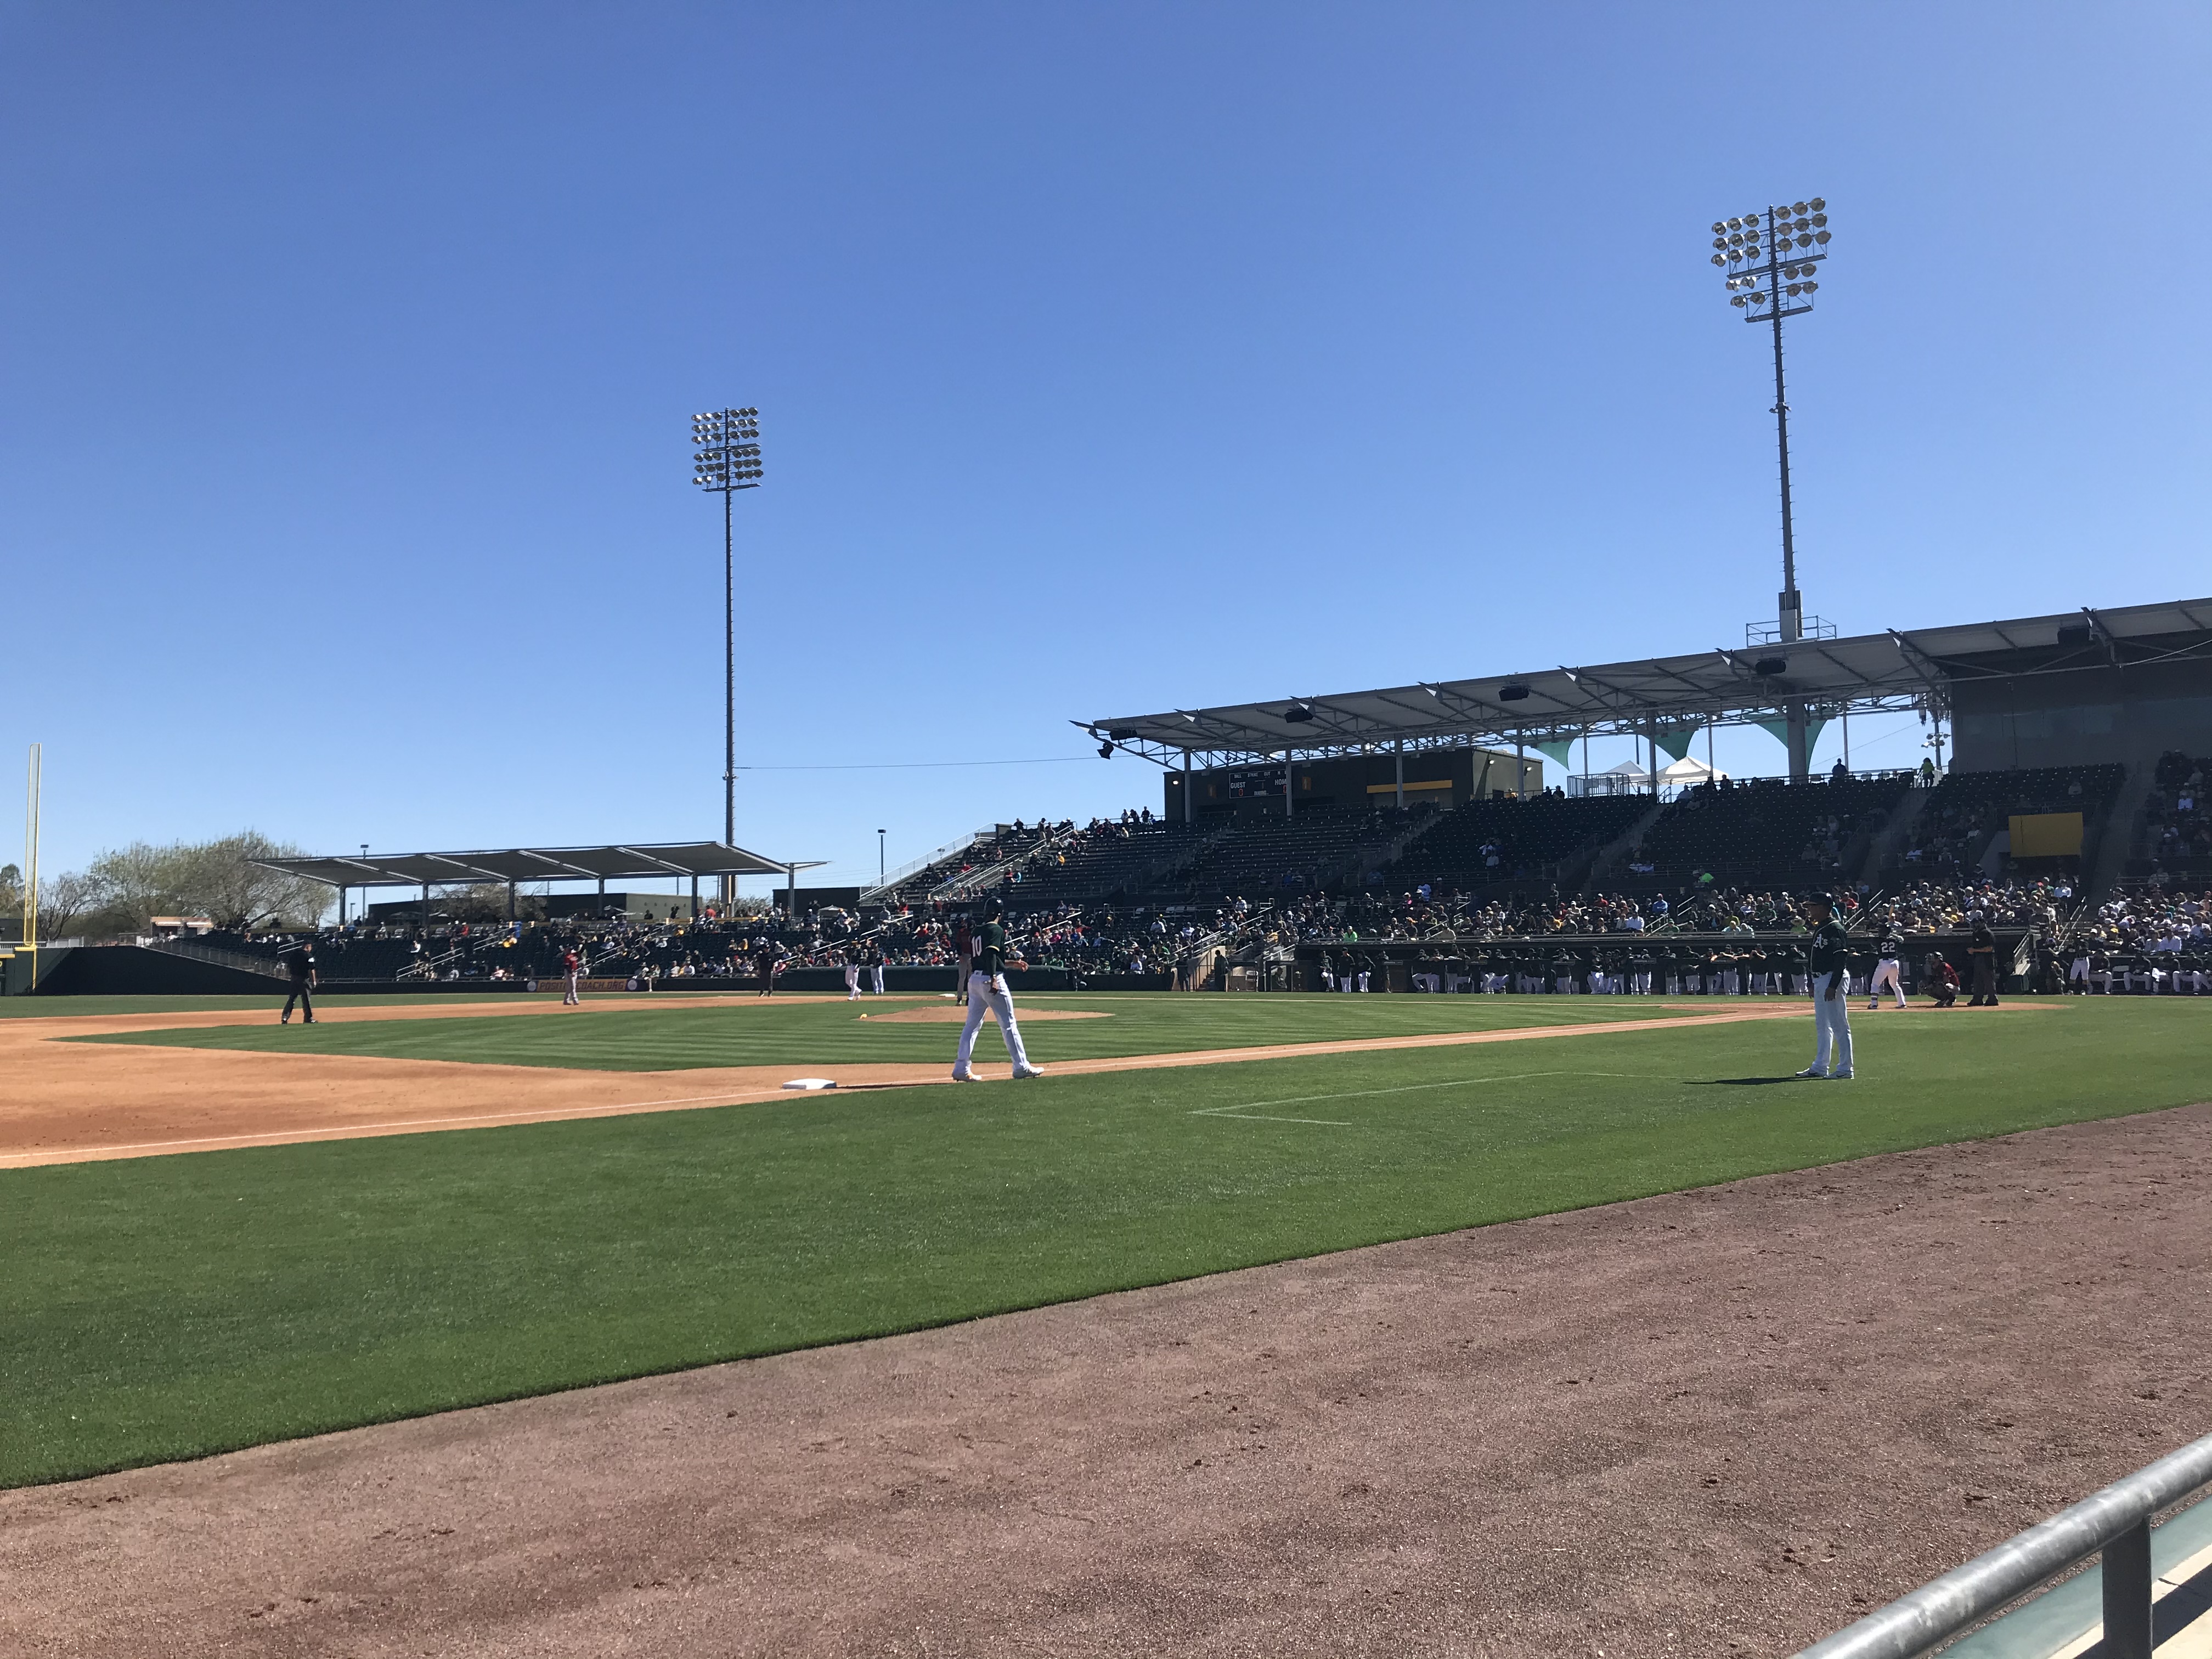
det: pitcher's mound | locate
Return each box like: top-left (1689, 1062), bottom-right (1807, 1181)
top-left (862, 1007), bottom-right (1113, 1024)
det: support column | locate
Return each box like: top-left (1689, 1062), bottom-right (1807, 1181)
top-left (1394, 739), bottom-right (1404, 810)
top-left (338, 887), bottom-right (347, 928)
top-left (690, 874), bottom-right (699, 919)
top-left (1516, 734), bottom-right (1526, 795)
top-left (506, 881), bottom-right (516, 923)
top-left (1182, 749), bottom-right (1193, 823)
top-left (785, 864), bottom-right (798, 919)
top-left (421, 882), bottom-right (431, 928)
top-left (1284, 753), bottom-right (1295, 817)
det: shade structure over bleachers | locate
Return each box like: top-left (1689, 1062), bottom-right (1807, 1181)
top-left (254, 841), bottom-right (804, 891)
top-left (1079, 596), bottom-right (2212, 768)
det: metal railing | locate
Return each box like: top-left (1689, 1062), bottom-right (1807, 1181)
top-left (144, 938), bottom-right (290, 979)
top-left (1792, 1429), bottom-right (2212, 1658)
top-left (861, 829), bottom-right (988, 904)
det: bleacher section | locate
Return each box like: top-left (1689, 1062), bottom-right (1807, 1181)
top-left (1384, 794), bottom-right (1651, 887)
top-left (1003, 820), bottom-right (1213, 903)
top-left (2132, 752), bottom-right (2212, 881)
top-left (1634, 774), bottom-right (1913, 888)
top-left (1177, 806), bottom-right (1429, 900)
top-left (1892, 763), bottom-right (2125, 879)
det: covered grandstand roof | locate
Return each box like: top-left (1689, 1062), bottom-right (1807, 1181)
top-left (1081, 596), bottom-right (2212, 768)
top-left (255, 840), bottom-right (809, 889)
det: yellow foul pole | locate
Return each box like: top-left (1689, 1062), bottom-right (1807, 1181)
top-left (23, 743), bottom-right (39, 992)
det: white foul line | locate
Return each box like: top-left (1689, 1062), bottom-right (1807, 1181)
top-left (1190, 1069), bottom-right (1582, 1125)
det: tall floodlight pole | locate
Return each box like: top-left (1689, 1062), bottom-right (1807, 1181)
top-left (1711, 198), bottom-right (1833, 781)
top-left (691, 407), bottom-right (764, 902)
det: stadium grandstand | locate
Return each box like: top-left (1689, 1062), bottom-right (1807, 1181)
top-left (18, 596), bottom-right (2211, 1002)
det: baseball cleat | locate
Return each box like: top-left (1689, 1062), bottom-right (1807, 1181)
top-left (950, 1070), bottom-right (978, 1082)
top-left (1012, 1065), bottom-right (1046, 1080)
top-left (1795, 1066), bottom-right (1827, 1079)
top-left (1827, 1070), bottom-right (1854, 1080)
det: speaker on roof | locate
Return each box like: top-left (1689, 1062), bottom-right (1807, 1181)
top-left (1284, 702), bottom-right (1316, 723)
top-left (1499, 684), bottom-right (1532, 702)
top-left (2056, 623), bottom-right (2094, 646)
top-left (1754, 657), bottom-right (1788, 676)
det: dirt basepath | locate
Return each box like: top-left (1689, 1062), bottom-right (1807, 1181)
top-left (0, 1000), bottom-right (1827, 1169)
top-left (3, 1104), bottom-right (2203, 1658)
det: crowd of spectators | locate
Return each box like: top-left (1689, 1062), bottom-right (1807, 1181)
top-left (2141, 752), bottom-right (2212, 877)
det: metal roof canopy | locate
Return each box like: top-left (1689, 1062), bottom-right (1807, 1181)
top-left (1080, 597), bottom-right (2212, 768)
top-left (255, 840), bottom-right (812, 890)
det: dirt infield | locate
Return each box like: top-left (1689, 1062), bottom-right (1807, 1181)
top-left (4, 1103), bottom-right (2203, 1658)
top-left (0, 998), bottom-right (1824, 1169)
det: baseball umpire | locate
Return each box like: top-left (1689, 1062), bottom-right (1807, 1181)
top-left (279, 938), bottom-right (317, 1024)
top-left (952, 900), bottom-right (1044, 1081)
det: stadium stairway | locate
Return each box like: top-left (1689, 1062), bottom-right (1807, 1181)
top-left (1856, 781), bottom-right (1933, 885)
top-left (1580, 795), bottom-right (1673, 891)
top-left (2088, 761), bottom-right (2158, 901)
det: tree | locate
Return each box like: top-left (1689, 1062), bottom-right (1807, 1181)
top-left (83, 831), bottom-right (330, 932)
top-left (34, 871), bottom-right (101, 940)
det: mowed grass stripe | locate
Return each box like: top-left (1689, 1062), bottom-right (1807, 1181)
top-left (69, 991), bottom-right (1716, 1070)
top-left (4, 1000), bottom-right (2201, 1489)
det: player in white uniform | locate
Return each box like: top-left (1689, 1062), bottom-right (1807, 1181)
top-left (952, 901), bottom-right (1043, 1081)
top-left (1866, 928), bottom-right (1907, 1010)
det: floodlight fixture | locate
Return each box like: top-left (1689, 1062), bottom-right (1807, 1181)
top-left (1705, 196), bottom-right (1836, 781)
top-left (689, 405), bottom-right (764, 897)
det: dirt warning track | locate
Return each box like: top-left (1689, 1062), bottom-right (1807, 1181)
top-left (0, 998), bottom-right (1838, 1169)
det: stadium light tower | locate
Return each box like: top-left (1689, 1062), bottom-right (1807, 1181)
top-left (692, 407), bottom-right (763, 902)
top-left (1711, 198), bottom-right (1832, 782)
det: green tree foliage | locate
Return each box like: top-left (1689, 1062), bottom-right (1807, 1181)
top-left (81, 832), bottom-right (330, 932)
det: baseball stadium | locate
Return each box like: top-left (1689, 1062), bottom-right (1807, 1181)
top-left (6, 594), bottom-right (2212, 1657)
top-left (8, 13), bottom-right (2211, 1659)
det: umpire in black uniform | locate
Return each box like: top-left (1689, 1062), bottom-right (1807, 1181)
top-left (1967, 912), bottom-right (2000, 1006)
top-left (280, 939), bottom-right (317, 1024)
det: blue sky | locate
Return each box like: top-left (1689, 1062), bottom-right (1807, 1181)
top-left (4, 1), bottom-right (2206, 895)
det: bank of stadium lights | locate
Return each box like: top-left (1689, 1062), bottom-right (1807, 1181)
top-left (692, 408), bottom-right (762, 491)
top-left (691, 407), bottom-right (763, 900)
top-left (1710, 199), bottom-right (1830, 319)
top-left (1707, 199), bottom-right (1833, 782)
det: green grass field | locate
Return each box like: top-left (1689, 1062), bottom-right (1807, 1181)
top-left (75, 988), bottom-right (1731, 1068)
top-left (5, 995), bottom-right (2204, 1489)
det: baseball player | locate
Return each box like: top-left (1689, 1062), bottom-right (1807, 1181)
top-left (2067, 940), bottom-right (2093, 993)
top-left (843, 950), bottom-right (862, 1001)
top-left (1797, 893), bottom-right (1854, 1080)
top-left (952, 901), bottom-right (1043, 1081)
top-left (1866, 926), bottom-right (1906, 1010)
top-left (562, 946), bottom-right (582, 1006)
top-left (867, 944), bottom-right (885, 996)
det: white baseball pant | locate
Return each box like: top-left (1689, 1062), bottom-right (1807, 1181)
top-left (1810, 972), bottom-right (1853, 1075)
top-left (955, 970), bottom-right (1032, 1075)
top-left (1868, 958), bottom-right (1905, 1008)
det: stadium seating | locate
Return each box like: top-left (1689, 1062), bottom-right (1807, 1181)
top-left (1383, 793), bottom-right (1651, 886)
top-left (1635, 774), bottom-right (1912, 888)
top-left (1002, 820), bottom-right (1213, 903)
top-left (1892, 763), bottom-right (2124, 879)
top-left (1176, 807), bottom-right (1423, 901)
top-left (2129, 751), bottom-right (2211, 881)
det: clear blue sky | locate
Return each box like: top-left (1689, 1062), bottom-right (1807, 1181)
top-left (4, 2), bottom-right (2206, 895)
